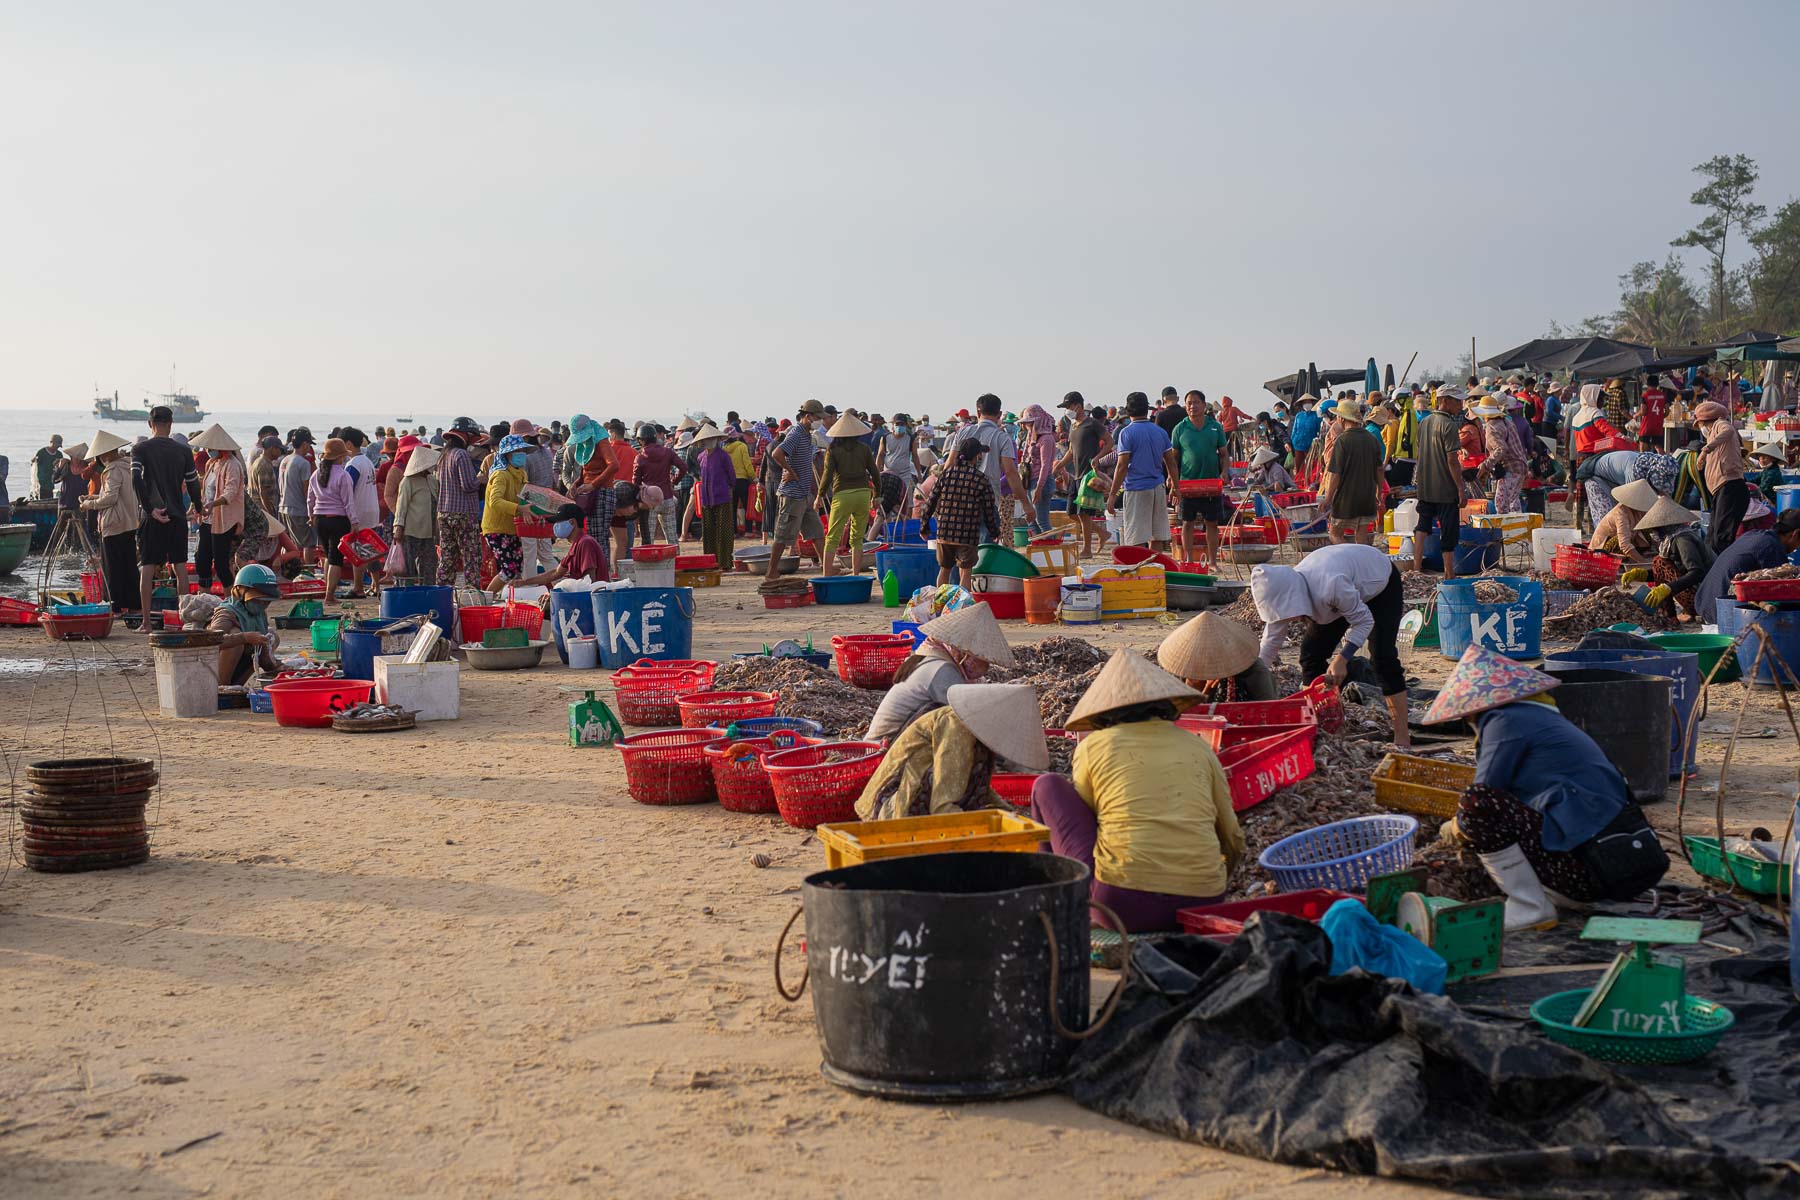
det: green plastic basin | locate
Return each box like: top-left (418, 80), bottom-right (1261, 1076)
top-left (1647, 632), bottom-right (1742, 684)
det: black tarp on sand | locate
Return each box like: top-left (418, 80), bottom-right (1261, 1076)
top-left (1064, 914), bottom-right (1797, 1198)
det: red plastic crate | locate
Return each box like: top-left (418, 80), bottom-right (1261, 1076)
top-left (1269, 490), bottom-right (1317, 508)
top-left (677, 690), bottom-right (779, 729)
top-left (1217, 726), bottom-right (1316, 811)
top-left (1292, 679), bottom-right (1344, 734)
top-left (990, 773), bottom-right (1041, 807)
top-left (764, 741), bottom-right (886, 828)
top-left (674, 554), bottom-right (717, 570)
top-left (764, 593), bottom-right (814, 610)
top-left (0, 597), bottom-right (41, 626)
top-left (1175, 888), bottom-right (1355, 941)
top-left (1219, 517), bottom-right (1291, 545)
top-left (616, 729), bottom-right (723, 805)
top-left (1733, 578), bottom-right (1800, 603)
top-left (1176, 478), bottom-right (1223, 498)
top-left (1217, 721), bottom-right (1318, 751)
top-left (1551, 544), bottom-right (1622, 589)
top-left (1187, 697), bottom-right (1316, 727)
top-left (832, 634), bottom-right (918, 689)
top-left (279, 579), bottom-right (328, 598)
top-left (1173, 714), bottom-right (1229, 748)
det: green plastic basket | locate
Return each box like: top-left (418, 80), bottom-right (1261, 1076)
top-left (1683, 835), bottom-right (1790, 896)
top-left (311, 618), bottom-right (342, 653)
top-left (1531, 989), bottom-right (1734, 1064)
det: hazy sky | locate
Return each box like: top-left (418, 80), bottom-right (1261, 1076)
top-left (5, 1), bottom-right (1798, 421)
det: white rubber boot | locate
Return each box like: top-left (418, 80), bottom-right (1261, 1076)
top-left (1476, 844), bottom-right (1559, 932)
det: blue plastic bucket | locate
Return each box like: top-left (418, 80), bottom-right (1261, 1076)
top-left (1774, 484), bottom-right (1800, 514)
top-left (590, 586), bottom-right (694, 669)
top-left (891, 620), bottom-right (926, 648)
top-left (1716, 598), bottom-right (1800, 687)
top-left (1540, 648), bottom-right (1699, 774)
top-left (1412, 526), bottom-right (1499, 573)
top-left (340, 619), bottom-right (408, 683)
top-left (1436, 577), bottom-right (1543, 660)
top-left (875, 545), bottom-right (937, 607)
top-left (380, 585), bottom-right (454, 638)
top-left (548, 588), bottom-right (598, 665)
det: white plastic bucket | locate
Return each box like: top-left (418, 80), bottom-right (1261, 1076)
top-left (566, 635), bottom-right (599, 670)
top-left (154, 646), bottom-right (218, 718)
top-left (1532, 527), bottom-right (1582, 573)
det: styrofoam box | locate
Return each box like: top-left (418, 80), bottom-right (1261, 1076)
top-left (374, 655), bottom-right (460, 721)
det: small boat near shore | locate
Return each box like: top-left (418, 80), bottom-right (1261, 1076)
top-left (94, 389), bottom-right (206, 424)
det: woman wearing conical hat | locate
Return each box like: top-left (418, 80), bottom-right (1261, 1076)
top-left (1427, 647), bottom-right (1667, 932)
top-left (1617, 496), bottom-right (1713, 621)
top-left (863, 603), bottom-right (1014, 742)
top-left (1028, 650), bottom-right (1243, 933)
top-left (1156, 611), bottom-right (1275, 703)
top-left (855, 684), bottom-right (1046, 822)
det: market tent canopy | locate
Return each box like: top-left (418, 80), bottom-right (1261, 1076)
top-left (1718, 342), bottom-right (1800, 362)
top-left (1479, 337), bottom-right (1583, 370)
top-left (1263, 368), bottom-right (1368, 402)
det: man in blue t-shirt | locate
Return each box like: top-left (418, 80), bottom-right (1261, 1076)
top-left (1106, 391), bottom-right (1177, 551)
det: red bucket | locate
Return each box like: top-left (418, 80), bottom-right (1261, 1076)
top-left (263, 678), bottom-right (376, 728)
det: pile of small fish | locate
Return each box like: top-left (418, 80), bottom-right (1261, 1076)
top-left (1471, 580), bottom-right (1520, 604)
top-left (709, 656), bottom-right (881, 738)
top-left (988, 636), bottom-right (1108, 728)
top-left (1416, 831), bottom-right (1501, 901)
top-left (1514, 568), bottom-right (1583, 591)
top-left (1542, 586), bottom-right (1675, 638)
top-left (1401, 572), bottom-right (1442, 602)
top-left (1741, 563), bottom-right (1800, 581)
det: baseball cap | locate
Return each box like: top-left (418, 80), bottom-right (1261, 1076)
top-left (798, 399), bottom-right (825, 417)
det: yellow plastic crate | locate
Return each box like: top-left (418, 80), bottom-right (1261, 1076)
top-left (817, 809), bottom-right (1051, 869)
top-left (1084, 567), bottom-right (1167, 619)
top-left (675, 568), bottom-right (721, 588)
top-left (1372, 753), bottom-right (1474, 819)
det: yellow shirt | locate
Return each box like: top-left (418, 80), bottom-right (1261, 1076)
top-left (1072, 721), bottom-right (1243, 896)
top-left (854, 706), bottom-right (992, 821)
top-left (481, 465), bottom-right (527, 536)
top-left (727, 440), bottom-right (754, 481)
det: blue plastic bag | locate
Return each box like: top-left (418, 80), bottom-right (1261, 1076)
top-left (1318, 898), bottom-right (1448, 995)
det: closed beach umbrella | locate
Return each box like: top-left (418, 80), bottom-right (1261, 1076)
top-left (1384, 363), bottom-right (1396, 392)
top-left (1365, 358), bottom-right (1380, 396)
top-left (1307, 362), bottom-right (1320, 396)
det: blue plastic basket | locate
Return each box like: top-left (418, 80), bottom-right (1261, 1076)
top-left (1258, 815), bottom-right (1419, 893)
top-left (248, 689), bottom-right (274, 713)
top-left (891, 620), bottom-right (926, 648)
top-left (810, 575), bottom-right (875, 605)
top-left (1544, 589), bottom-right (1584, 617)
top-left (726, 715), bottom-right (825, 738)
top-left (51, 602), bottom-right (112, 616)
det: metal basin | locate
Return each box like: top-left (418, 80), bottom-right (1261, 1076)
top-left (460, 639), bottom-right (551, 670)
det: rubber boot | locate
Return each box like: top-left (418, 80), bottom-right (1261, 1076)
top-left (1476, 844), bottom-right (1558, 932)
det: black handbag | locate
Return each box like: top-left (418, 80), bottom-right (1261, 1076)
top-left (1577, 803), bottom-right (1669, 901)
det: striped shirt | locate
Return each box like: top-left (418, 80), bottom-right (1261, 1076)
top-left (776, 424), bottom-right (819, 499)
top-left (437, 445), bottom-right (481, 515)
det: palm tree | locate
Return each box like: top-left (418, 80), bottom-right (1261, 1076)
top-left (1613, 259), bottom-right (1705, 346)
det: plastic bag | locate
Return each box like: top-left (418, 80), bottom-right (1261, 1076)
top-left (383, 541), bottom-right (407, 574)
top-left (901, 583), bottom-right (977, 625)
top-left (1317, 898), bottom-right (1447, 995)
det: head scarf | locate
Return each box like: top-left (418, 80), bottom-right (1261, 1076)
top-left (1693, 400), bottom-right (1727, 424)
top-left (1019, 404), bottom-right (1056, 439)
top-left (1632, 451), bottom-right (1677, 498)
top-left (567, 414), bottom-right (601, 466)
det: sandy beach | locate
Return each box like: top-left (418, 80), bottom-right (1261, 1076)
top-left (2, 563), bottom-right (1792, 1199)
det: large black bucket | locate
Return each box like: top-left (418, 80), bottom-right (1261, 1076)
top-left (1542, 667), bottom-right (1670, 805)
top-left (781, 852), bottom-right (1114, 1100)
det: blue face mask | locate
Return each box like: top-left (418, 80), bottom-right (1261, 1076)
top-left (509, 452), bottom-right (528, 468)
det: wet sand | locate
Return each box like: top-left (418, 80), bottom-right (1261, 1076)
top-left (1, 552), bottom-right (1792, 1198)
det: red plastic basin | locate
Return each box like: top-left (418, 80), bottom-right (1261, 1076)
top-left (264, 678), bottom-right (376, 728)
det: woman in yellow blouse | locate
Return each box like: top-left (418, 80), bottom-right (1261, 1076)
top-left (1029, 649), bottom-right (1244, 932)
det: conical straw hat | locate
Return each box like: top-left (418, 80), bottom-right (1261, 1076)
top-left (918, 603), bottom-right (1014, 668)
top-left (948, 684), bottom-right (1048, 771)
top-left (404, 445), bottom-right (441, 476)
top-left (1422, 645), bottom-right (1561, 725)
top-left (1610, 478), bottom-right (1658, 511)
top-left (88, 429), bottom-right (130, 457)
top-left (1632, 495), bottom-right (1696, 534)
top-left (827, 413), bottom-right (872, 438)
top-left (1065, 649), bottom-right (1201, 731)
top-left (688, 423), bottom-right (725, 448)
top-left (189, 423), bottom-right (241, 453)
top-left (1157, 612), bottom-right (1260, 682)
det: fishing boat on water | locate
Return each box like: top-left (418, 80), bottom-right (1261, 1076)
top-left (0, 522), bottom-right (33, 573)
top-left (93, 390), bottom-right (206, 424)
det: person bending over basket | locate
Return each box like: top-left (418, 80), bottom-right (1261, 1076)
top-left (1029, 650), bottom-right (1243, 933)
top-left (855, 684), bottom-right (1046, 821)
top-left (1619, 496), bottom-right (1714, 622)
top-left (864, 603), bottom-right (1015, 741)
top-left (1429, 646), bottom-right (1667, 933)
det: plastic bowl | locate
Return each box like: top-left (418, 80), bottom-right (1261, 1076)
top-left (264, 678), bottom-right (376, 728)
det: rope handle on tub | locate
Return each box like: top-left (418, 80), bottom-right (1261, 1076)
top-left (773, 905), bottom-right (808, 1001)
top-left (1040, 899), bottom-right (1130, 1041)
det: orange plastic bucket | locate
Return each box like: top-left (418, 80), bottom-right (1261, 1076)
top-left (1023, 575), bottom-right (1062, 625)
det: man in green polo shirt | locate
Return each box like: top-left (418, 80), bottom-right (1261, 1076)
top-left (1171, 390), bottom-right (1229, 565)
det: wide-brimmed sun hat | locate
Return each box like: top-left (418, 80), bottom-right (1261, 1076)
top-left (319, 437), bottom-right (350, 462)
top-left (948, 684), bottom-right (1048, 771)
top-left (1065, 649), bottom-right (1201, 731)
top-left (827, 413), bottom-right (872, 438)
top-left (1335, 399), bottom-right (1366, 422)
top-left (404, 446), bottom-right (441, 476)
top-left (1157, 612), bottom-right (1260, 682)
top-left (1632, 495), bottom-right (1697, 534)
top-left (1422, 645), bottom-right (1561, 724)
top-left (918, 603), bottom-right (1015, 668)
top-left (189, 423), bottom-right (241, 453)
top-left (1610, 478), bottom-right (1659, 511)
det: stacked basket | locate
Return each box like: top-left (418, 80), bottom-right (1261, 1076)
top-left (20, 757), bottom-right (156, 872)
